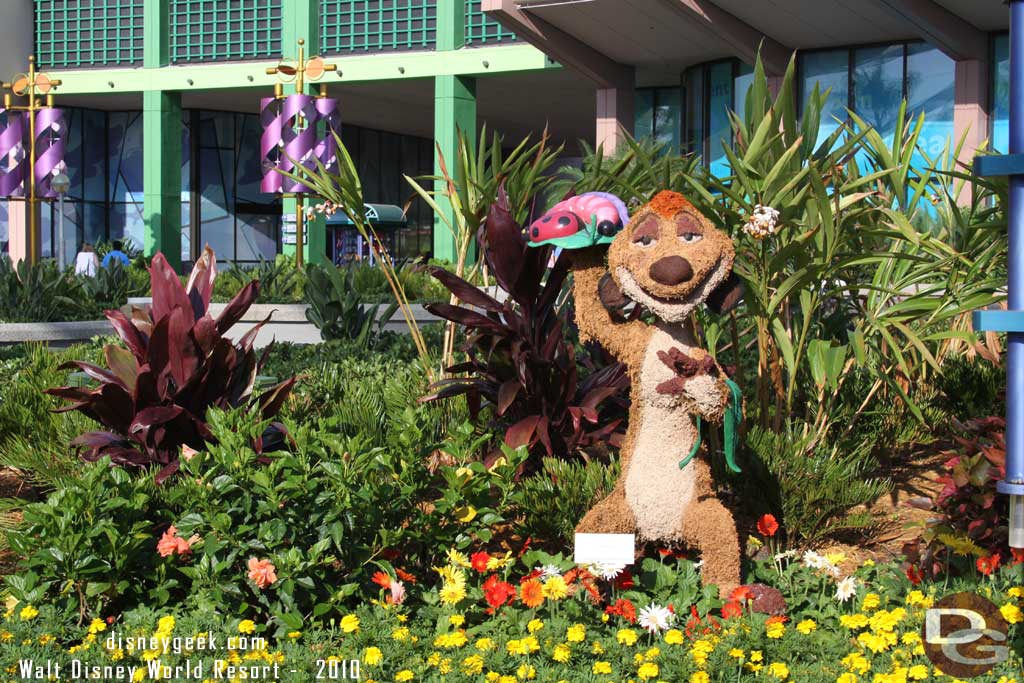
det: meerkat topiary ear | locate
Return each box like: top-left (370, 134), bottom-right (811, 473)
top-left (706, 272), bottom-right (744, 314)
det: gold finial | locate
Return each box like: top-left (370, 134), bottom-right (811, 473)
top-left (297, 38), bottom-right (305, 46)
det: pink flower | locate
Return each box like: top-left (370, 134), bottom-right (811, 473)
top-left (156, 526), bottom-right (200, 558)
top-left (247, 557), bottom-right (278, 589)
top-left (387, 580), bottom-right (406, 605)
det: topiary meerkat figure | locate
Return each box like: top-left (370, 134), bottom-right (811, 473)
top-left (527, 190), bottom-right (744, 596)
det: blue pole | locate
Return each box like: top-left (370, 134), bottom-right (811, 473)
top-left (1001, 0), bottom-right (1024, 548)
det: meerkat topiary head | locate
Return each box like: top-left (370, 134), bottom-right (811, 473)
top-left (608, 190), bottom-right (743, 323)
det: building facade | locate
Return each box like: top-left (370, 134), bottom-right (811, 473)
top-left (0, 1), bottom-right (1014, 270)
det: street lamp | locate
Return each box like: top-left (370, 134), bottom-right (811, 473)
top-left (51, 171), bottom-right (69, 269)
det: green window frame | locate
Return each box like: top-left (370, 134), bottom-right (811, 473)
top-left (170, 0), bottom-right (283, 64)
top-left (465, 0), bottom-right (516, 46)
top-left (35, 0), bottom-right (144, 68)
top-left (320, 0), bottom-right (437, 53)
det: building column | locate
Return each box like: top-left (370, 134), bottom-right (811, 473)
top-left (143, 90), bottom-right (182, 270)
top-left (954, 59), bottom-right (990, 205)
top-left (280, 0), bottom-right (328, 266)
top-left (597, 85), bottom-right (634, 156)
top-left (433, 75), bottom-right (477, 263)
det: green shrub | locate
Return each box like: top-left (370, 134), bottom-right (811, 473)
top-left (212, 256), bottom-right (306, 304)
top-left (304, 263), bottom-right (398, 345)
top-left (0, 256), bottom-right (80, 322)
top-left (934, 355), bottom-right (1005, 420)
top-left (518, 457), bottom-right (620, 547)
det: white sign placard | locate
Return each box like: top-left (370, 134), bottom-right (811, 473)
top-left (573, 533), bottom-right (635, 566)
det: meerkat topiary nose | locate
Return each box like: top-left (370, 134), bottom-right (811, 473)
top-left (649, 256), bottom-right (693, 286)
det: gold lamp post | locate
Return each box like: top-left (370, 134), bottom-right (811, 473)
top-left (265, 39), bottom-right (337, 267)
top-left (2, 56), bottom-right (61, 266)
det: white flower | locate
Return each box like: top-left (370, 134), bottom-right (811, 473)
top-left (638, 603), bottom-right (674, 633)
top-left (835, 576), bottom-right (858, 603)
top-left (802, 550), bottom-right (827, 570)
top-left (588, 563), bottom-right (625, 581)
top-left (773, 550), bottom-right (798, 562)
top-left (826, 564), bottom-right (842, 578)
top-left (742, 204), bottom-right (781, 240)
top-left (537, 564), bottom-right (562, 580)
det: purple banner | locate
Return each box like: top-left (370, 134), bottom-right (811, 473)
top-left (34, 108), bottom-right (65, 198)
top-left (261, 94), bottom-right (341, 195)
top-left (0, 109), bottom-right (25, 197)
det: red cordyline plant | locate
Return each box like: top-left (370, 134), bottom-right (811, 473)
top-left (46, 247), bottom-right (296, 482)
top-left (421, 188), bottom-right (629, 472)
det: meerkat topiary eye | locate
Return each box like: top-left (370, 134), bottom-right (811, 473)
top-left (632, 216), bottom-right (659, 248)
top-left (676, 213), bottom-right (704, 243)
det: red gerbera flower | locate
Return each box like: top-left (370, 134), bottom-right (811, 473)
top-left (1012, 547), bottom-right (1024, 566)
top-left (482, 574), bottom-right (516, 611)
top-left (605, 598), bottom-right (637, 623)
top-left (721, 601), bottom-right (743, 619)
top-left (657, 548), bottom-right (672, 557)
top-left (371, 571), bottom-right (391, 589)
top-left (519, 569), bottom-right (542, 584)
top-left (395, 568), bottom-right (417, 584)
top-left (905, 565), bottom-right (924, 585)
top-left (614, 570), bottom-right (635, 590)
top-left (977, 553), bottom-right (1001, 576)
top-left (470, 551), bottom-right (490, 573)
top-left (756, 513), bottom-right (779, 537)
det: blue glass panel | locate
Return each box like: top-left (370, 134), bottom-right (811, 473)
top-left (907, 44), bottom-right (954, 168)
top-left (199, 214), bottom-right (234, 260)
top-left (83, 202), bottom-right (107, 245)
top-left (853, 45), bottom-right (904, 150)
top-left (685, 67), bottom-right (704, 157)
top-left (236, 214), bottom-right (279, 261)
top-left (734, 62), bottom-right (754, 124)
top-left (110, 202), bottom-right (145, 252)
top-left (800, 50), bottom-right (849, 149)
top-left (235, 115), bottom-right (266, 204)
top-left (65, 109), bottom-right (83, 201)
top-left (707, 62), bottom-right (733, 177)
top-left (635, 89), bottom-right (654, 141)
top-left (82, 110), bottom-right (107, 202)
top-left (653, 87), bottom-right (681, 155)
top-left (181, 201), bottom-right (191, 264)
top-left (109, 112), bottom-right (144, 203)
top-left (994, 34), bottom-right (1010, 154)
top-left (0, 200), bottom-right (8, 253)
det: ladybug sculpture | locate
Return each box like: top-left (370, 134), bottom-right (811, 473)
top-left (525, 192), bottom-right (628, 249)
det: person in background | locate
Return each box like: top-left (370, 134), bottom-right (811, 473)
top-left (74, 242), bottom-right (99, 276)
top-left (101, 240), bottom-right (130, 269)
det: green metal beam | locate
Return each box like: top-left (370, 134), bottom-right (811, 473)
top-left (143, 0), bottom-right (170, 68)
top-left (142, 90), bottom-right (182, 269)
top-left (282, 0), bottom-right (319, 53)
top-left (52, 44), bottom-right (556, 95)
top-left (433, 74), bottom-right (477, 263)
top-left (438, 0), bottom-right (467, 51)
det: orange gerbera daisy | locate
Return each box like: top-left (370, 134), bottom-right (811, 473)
top-left (520, 578), bottom-right (544, 608)
top-left (756, 514), bottom-right (779, 537)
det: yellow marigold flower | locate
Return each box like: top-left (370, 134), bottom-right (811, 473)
top-left (797, 619), bottom-right (816, 634)
top-left (19, 605), bottom-right (39, 621)
top-left (836, 674), bottom-right (859, 683)
top-left (768, 662), bottom-right (790, 680)
top-left (132, 668), bottom-right (145, 683)
top-left (450, 614), bottom-right (465, 627)
top-left (907, 665), bottom-right (928, 680)
top-left (454, 505), bottom-right (477, 523)
top-left (287, 631), bottom-right (301, 639)
top-left (566, 624), bottom-right (586, 642)
top-left (750, 650), bottom-right (763, 663)
top-left (1008, 587), bottom-right (1024, 599)
top-left (397, 614), bottom-right (408, 622)
top-left (395, 670), bottom-right (414, 682)
top-left (527, 618), bottom-right (544, 633)
top-left (664, 629), bottom-right (684, 645)
top-left (644, 647), bottom-right (660, 660)
top-left (498, 677), bottom-right (516, 683)
top-left (862, 559), bottom-right (875, 567)
top-left (87, 619), bottom-right (106, 634)
top-left (110, 648), bottom-right (124, 661)
top-left (157, 615), bottom-right (175, 633)
top-left (516, 663), bottom-right (535, 680)
top-left (766, 621), bottom-right (785, 639)
top-left (0, 630), bottom-right (12, 642)
top-left (691, 672), bottom-right (710, 683)
top-left (617, 629), bottom-right (638, 646)
top-left (840, 614), bottom-right (870, 630)
top-left (552, 643), bottom-right (571, 663)
top-left (392, 627), bottom-right (410, 641)
top-left (475, 637), bottom-right (494, 651)
top-left (238, 619), bottom-right (255, 634)
top-left (1001, 603), bottom-right (1023, 624)
top-left (363, 647), bottom-right (383, 666)
top-left (486, 672), bottom-right (500, 682)
top-left (637, 662), bottom-right (659, 680)
top-left (729, 648), bottom-right (745, 660)
top-left (862, 593), bottom-right (881, 611)
top-left (592, 661), bottom-right (612, 675)
top-left (461, 655), bottom-right (484, 675)
top-left (591, 640), bottom-right (605, 654)
top-left (542, 576), bottom-right (568, 600)
top-left (340, 615), bottom-right (360, 633)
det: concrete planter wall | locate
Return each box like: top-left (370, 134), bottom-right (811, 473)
top-left (0, 302), bottom-right (443, 348)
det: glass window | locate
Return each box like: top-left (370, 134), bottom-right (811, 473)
top-left (684, 67), bottom-right (704, 157)
top-left (635, 89), bottom-right (654, 141)
top-left (800, 50), bottom-right (850, 149)
top-left (653, 87), bottom-right (682, 154)
top-left (853, 45), bottom-right (904, 146)
top-left (993, 34), bottom-right (1010, 154)
top-left (236, 214), bottom-right (278, 261)
top-left (906, 44), bottom-right (955, 165)
top-left (733, 62), bottom-right (754, 124)
top-left (707, 61), bottom-right (734, 177)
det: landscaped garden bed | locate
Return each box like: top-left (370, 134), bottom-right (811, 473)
top-left (1, 62), bottom-right (1021, 682)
